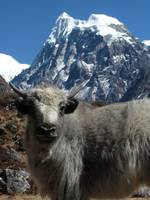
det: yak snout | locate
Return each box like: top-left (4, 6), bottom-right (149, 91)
top-left (36, 123), bottom-right (58, 143)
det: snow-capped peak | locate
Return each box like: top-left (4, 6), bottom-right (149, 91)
top-left (143, 40), bottom-right (150, 46)
top-left (57, 12), bottom-right (73, 20)
top-left (88, 14), bottom-right (122, 26)
top-left (0, 53), bottom-right (29, 82)
top-left (47, 12), bottom-right (134, 45)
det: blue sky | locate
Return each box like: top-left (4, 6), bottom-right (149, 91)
top-left (0, 0), bottom-right (150, 64)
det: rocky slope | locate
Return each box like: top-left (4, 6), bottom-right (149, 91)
top-left (12, 12), bottom-right (150, 102)
top-left (0, 77), bottom-right (35, 194)
top-left (0, 75), bottom-right (10, 94)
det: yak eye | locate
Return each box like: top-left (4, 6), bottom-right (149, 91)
top-left (59, 102), bottom-right (66, 113)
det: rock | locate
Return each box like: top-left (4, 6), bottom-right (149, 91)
top-left (0, 147), bottom-right (21, 163)
top-left (133, 186), bottom-right (150, 197)
top-left (6, 169), bottom-right (30, 194)
top-left (15, 137), bottom-right (25, 151)
top-left (0, 169), bottom-right (7, 193)
top-left (0, 169), bottom-right (30, 194)
top-left (5, 122), bottom-right (17, 134)
top-left (0, 126), bottom-right (6, 135)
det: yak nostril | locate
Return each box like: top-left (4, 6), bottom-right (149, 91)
top-left (38, 124), bottom-right (57, 136)
top-left (49, 127), bottom-right (57, 137)
top-left (36, 124), bottom-right (57, 143)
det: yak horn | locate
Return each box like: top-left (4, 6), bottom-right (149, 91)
top-left (9, 82), bottom-right (27, 98)
top-left (68, 81), bottom-right (87, 99)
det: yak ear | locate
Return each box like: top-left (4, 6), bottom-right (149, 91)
top-left (64, 98), bottom-right (79, 114)
top-left (15, 98), bottom-right (29, 115)
top-left (60, 98), bottom-right (79, 114)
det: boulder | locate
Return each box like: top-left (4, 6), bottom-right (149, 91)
top-left (0, 169), bottom-right (30, 194)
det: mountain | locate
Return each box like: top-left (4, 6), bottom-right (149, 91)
top-left (143, 40), bottom-right (150, 47)
top-left (0, 53), bottom-right (29, 82)
top-left (143, 40), bottom-right (150, 57)
top-left (119, 40), bottom-right (150, 101)
top-left (12, 13), bottom-right (150, 102)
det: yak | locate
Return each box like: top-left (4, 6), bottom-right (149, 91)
top-left (10, 83), bottom-right (150, 200)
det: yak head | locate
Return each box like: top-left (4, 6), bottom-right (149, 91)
top-left (9, 83), bottom-right (83, 143)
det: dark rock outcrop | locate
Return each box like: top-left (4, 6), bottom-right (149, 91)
top-left (0, 169), bottom-right (30, 194)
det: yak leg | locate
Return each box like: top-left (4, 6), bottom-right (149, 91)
top-left (56, 181), bottom-right (89, 200)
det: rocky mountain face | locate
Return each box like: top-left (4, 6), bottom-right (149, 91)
top-left (122, 40), bottom-right (150, 101)
top-left (12, 13), bottom-right (150, 103)
top-left (143, 40), bottom-right (150, 58)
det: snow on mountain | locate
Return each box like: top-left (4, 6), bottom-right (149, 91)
top-left (0, 53), bottom-right (29, 82)
top-left (143, 40), bottom-right (150, 46)
top-left (12, 12), bottom-right (150, 102)
top-left (47, 12), bottom-right (136, 45)
top-left (143, 40), bottom-right (150, 58)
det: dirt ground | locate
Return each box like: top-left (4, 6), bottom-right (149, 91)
top-left (0, 195), bottom-right (43, 200)
top-left (0, 196), bottom-right (150, 200)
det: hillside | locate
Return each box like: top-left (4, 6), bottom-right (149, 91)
top-left (0, 79), bottom-right (36, 194)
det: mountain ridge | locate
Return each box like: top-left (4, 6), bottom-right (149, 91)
top-left (12, 13), bottom-right (150, 102)
top-left (47, 12), bottom-right (137, 46)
